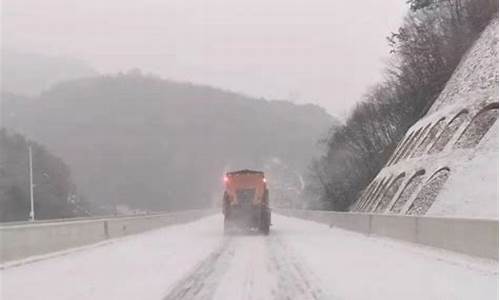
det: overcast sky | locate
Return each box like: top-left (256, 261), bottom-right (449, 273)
top-left (3, 0), bottom-right (407, 118)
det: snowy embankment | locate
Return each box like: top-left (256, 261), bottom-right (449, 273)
top-left (0, 215), bottom-right (224, 299)
top-left (1, 214), bottom-right (497, 299)
top-left (277, 215), bottom-right (498, 300)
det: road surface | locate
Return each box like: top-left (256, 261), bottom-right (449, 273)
top-left (1, 214), bottom-right (497, 299)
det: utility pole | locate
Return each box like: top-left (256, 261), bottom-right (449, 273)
top-left (28, 145), bottom-right (35, 221)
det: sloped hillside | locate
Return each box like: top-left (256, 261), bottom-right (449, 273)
top-left (353, 18), bottom-right (498, 218)
top-left (0, 129), bottom-right (89, 221)
top-left (3, 73), bottom-right (336, 211)
top-left (1, 50), bottom-right (97, 96)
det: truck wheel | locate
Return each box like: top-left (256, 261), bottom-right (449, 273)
top-left (224, 216), bottom-right (232, 235)
top-left (260, 189), bottom-right (270, 235)
top-left (260, 210), bottom-right (270, 235)
top-left (261, 223), bottom-right (269, 235)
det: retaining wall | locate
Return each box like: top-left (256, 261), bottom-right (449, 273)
top-left (275, 208), bottom-right (498, 260)
top-left (0, 209), bottom-right (217, 263)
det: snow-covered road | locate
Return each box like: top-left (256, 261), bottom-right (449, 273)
top-left (1, 214), bottom-right (497, 299)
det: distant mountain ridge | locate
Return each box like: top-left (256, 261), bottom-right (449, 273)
top-left (1, 49), bottom-right (98, 96)
top-left (3, 72), bottom-right (337, 212)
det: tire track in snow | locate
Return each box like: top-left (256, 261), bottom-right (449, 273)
top-left (267, 234), bottom-right (325, 300)
top-left (162, 237), bottom-right (235, 300)
top-left (163, 231), bottom-right (326, 300)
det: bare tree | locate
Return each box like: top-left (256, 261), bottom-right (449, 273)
top-left (307, 0), bottom-right (497, 210)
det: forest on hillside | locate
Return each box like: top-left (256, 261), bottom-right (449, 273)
top-left (308, 0), bottom-right (498, 210)
top-left (0, 130), bottom-right (89, 221)
top-left (3, 74), bottom-right (335, 213)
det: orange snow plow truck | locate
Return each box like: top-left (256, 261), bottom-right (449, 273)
top-left (222, 169), bottom-right (271, 234)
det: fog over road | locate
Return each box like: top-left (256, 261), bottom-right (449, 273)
top-left (1, 215), bottom-right (497, 299)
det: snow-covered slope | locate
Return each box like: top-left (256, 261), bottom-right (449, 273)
top-left (353, 18), bottom-right (499, 218)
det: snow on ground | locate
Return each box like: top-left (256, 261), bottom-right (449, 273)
top-left (0, 215), bottom-right (224, 300)
top-left (276, 214), bottom-right (498, 300)
top-left (428, 148), bottom-right (499, 218)
top-left (1, 214), bottom-right (498, 300)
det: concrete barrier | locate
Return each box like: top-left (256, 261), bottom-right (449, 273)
top-left (274, 208), bottom-right (498, 260)
top-left (371, 214), bottom-right (418, 243)
top-left (416, 216), bottom-right (498, 259)
top-left (0, 209), bottom-right (217, 264)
